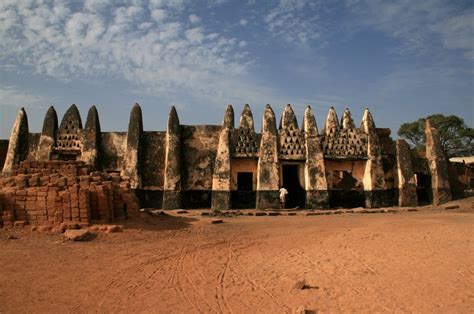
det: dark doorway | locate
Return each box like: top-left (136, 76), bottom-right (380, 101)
top-left (237, 172), bottom-right (253, 191)
top-left (232, 172), bottom-right (256, 209)
top-left (416, 173), bottom-right (432, 205)
top-left (282, 164), bottom-right (305, 209)
top-left (53, 151), bottom-right (80, 161)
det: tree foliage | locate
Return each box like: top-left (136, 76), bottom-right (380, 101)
top-left (398, 114), bottom-right (473, 157)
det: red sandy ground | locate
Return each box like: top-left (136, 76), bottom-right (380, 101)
top-left (1, 198), bottom-right (473, 313)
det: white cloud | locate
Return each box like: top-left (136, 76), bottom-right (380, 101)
top-left (0, 1), bottom-right (274, 109)
top-left (435, 10), bottom-right (474, 60)
top-left (149, 0), bottom-right (187, 10)
top-left (84, 0), bottom-right (113, 13)
top-left (0, 87), bottom-right (61, 138)
top-left (238, 40), bottom-right (247, 48)
top-left (0, 86), bottom-right (51, 109)
top-left (265, 0), bottom-right (324, 45)
top-left (65, 12), bottom-right (106, 46)
top-left (185, 27), bottom-right (204, 43)
top-left (239, 18), bottom-right (248, 26)
top-left (114, 6), bottom-right (145, 25)
top-left (207, 0), bottom-right (228, 7)
top-left (188, 14), bottom-right (200, 24)
top-left (151, 9), bottom-right (167, 22)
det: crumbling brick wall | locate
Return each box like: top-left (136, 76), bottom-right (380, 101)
top-left (0, 160), bottom-right (139, 228)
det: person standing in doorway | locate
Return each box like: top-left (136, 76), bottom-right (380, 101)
top-left (279, 186), bottom-right (288, 209)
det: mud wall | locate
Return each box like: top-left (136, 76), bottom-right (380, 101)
top-left (101, 132), bottom-right (127, 171)
top-left (0, 160), bottom-right (139, 228)
top-left (181, 125), bottom-right (220, 190)
top-left (180, 125), bottom-right (220, 208)
top-left (141, 131), bottom-right (166, 188)
top-left (27, 133), bottom-right (40, 160)
top-left (324, 159), bottom-right (366, 208)
top-left (448, 162), bottom-right (470, 199)
top-left (377, 128), bottom-right (397, 205)
top-left (230, 158), bottom-right (258, 190)
top-left (324, 160), bottom-right (366, 189)
top-left (136, 131), bottom-right (166, 208)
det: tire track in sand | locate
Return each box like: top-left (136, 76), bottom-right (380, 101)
top-left (216, 243), bottom-right (233, 313)
top-left (164, 234), bottom-right (203, 312)
top-left (180, 225), bottom-right (219, 312)
top-left (230, 246), bottom-right (291, 312)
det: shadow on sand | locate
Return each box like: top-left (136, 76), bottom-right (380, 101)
top-left (112, 211), bottom-right (200, 232)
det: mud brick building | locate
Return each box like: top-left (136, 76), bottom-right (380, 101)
top-left (0, 103), bottom-right (453, 226)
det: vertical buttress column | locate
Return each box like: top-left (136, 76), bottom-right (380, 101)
top-left (256, 104), bottom-right (280, 209)
top-left (425, 119), bottom-right (451, 205)
top-left (211, 105), bottom-right (234, 210)
top-left (162, 106), bottom-right (182, 209)
top-left (122, 103), bottom-right (143, 189)
top-left (395, 139), bottom-right (418, 206)
top-left (36, 106), bottom-right (58, 161)
top-left (3, 108), bottom-right (29, 174)
top-left (82, 105), bottom-right (101, 169)
top-left (361, 108), bottom-right (387, 208)
top-left (303, 106), bottom-right (329, 209)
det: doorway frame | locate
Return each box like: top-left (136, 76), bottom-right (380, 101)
top-left (279, 161), bottom-right (306, 209)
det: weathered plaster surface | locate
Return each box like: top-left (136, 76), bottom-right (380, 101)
top-left (81, 106), bottom-right (101, 168)
top-left (36, 106), bottom-right (58, 161)
top-left (361, 109), bottom-right (386, 191)
top-left (324, 159), bottom-right (366, 189)
top-left (3, 108), bottom-right (28, 174)
top-left (122, 103), bottom-right (143, 189)
top-left (162, 107), bottom-right (182, 209)
top-left (395, 139), bottom-right (418, 206)
top-left (211, 105), bottom-right (234, 209)
top-left (141, 131), bottom-right (166, 188)
top-left (425, 119), bottom-right (451, 205)
top-left (181, 125), bottom-right (220, 190)
top-left (230, 158), bottom-right (258, 190)
top-left (101, 132), bottom-right (127, 171)
top-left (303, 106), bottom-right (327, 191)
top-left (360, 108), bottom-right (387, 207)
top-left (27, 134), bottom-right (40, 160)
top-left (256, 105), bottom-right (280, 209)
top-left (256, 105), bottom-right (279, 191)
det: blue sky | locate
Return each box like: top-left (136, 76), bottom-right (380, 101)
top-left (0, 0), bottom-right (473, 139)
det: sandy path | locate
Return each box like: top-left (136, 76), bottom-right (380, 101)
top-left (0, 201), bottom-right (473, 313)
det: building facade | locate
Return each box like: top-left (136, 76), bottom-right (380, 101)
top-left (1, 103), bottom-right (453, 212)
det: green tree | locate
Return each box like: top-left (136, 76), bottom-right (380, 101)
top-left (398, 114), bottom-right (473, 157)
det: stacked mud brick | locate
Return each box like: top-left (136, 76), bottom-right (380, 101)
top-left (0, 160), bottom-right (139, 228)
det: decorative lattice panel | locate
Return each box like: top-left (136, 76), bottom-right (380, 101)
top-left (322, 128), bottom-right (367, 158)
top-left (279, 125), bottom-right (305, 160)
top-left (56, 120), bottom-right (82, 151)
top-left (232, 128), bottom-right (260, 157)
